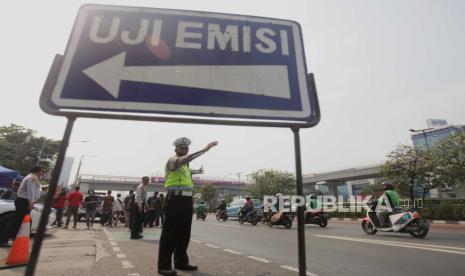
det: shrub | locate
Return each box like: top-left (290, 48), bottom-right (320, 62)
top-left (419, 207), bottom-right (434, 220)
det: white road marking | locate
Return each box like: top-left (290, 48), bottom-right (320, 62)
top-left (281, 266), bottom-right (298, 272)
top-left (113, 246), bottom-right (121, 252)
top-left (213, 223), bottom-right (240, 228)
top-left (190, 239), bottom-right (202, 243)
top-left (315, 235), bottom-right (465, 255)
top-left (116, 253), bottom-right (127, 259)
top-left (110, 241), bottom-right (117, 246)
top-left (223, 249), bottom-right (243, 255)
top-left (205, 243), bottom-right (220, 249)
top-left (280, 266), bottom-right (318, 276)
top-left (247, 256), bottom-right (270, 263)
top-left (108, 237), bottom-right (115, 241)
top-left (128, 274), bottom-right (140, 276)
top-left (122, 260), bottom-right (133, 268)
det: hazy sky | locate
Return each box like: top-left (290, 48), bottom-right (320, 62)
top-left (1, 0), bottom-right (464, 183)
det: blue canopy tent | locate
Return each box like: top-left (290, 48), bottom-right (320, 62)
top-left (0, 165), bottom-right (21, 189)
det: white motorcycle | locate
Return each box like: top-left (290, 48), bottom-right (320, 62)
top-left (362, 199), bottom-right (429, 239)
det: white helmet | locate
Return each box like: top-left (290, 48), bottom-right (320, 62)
top-left (173, 137), bottom-right (191, 147)
top-left (276, 193), bottom-right (283, 197)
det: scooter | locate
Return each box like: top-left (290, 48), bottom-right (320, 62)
top-left (267, 212), bottom-right (294, 229)
top-left (362, 199), bottom-right (429, 238)
top-left (304, 209), bottom-right (329, 227)
top-left (196, 211), bottom-right (207, 221)
top-left (238, 209), bottom-right (259, 225)
top-left (216, 209), bottom-right (228, 221)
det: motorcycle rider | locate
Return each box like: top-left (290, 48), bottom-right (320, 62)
top-left (377, 182), bottom-right (400, 227)
top-left (196, 201), bottom-right (206, 218)
top-left (217, 199), bottom-right (227, 216)
top-left (241, 197), bottom-right (254, 219)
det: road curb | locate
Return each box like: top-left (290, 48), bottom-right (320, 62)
top-left (329, 217), bottom-right (465, 225)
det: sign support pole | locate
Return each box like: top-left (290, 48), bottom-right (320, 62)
top-left (292, 126), bottom-right (307, 276)
top-left (26, 116), bottom-right (76, 276)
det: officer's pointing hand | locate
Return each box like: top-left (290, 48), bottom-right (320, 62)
top-left (205, 141), bottom-right (218, 150)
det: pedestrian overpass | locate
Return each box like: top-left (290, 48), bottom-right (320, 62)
top-left (302, 164), bottom-right (383, 196)
top-left (76, 174), bottom-right (247, 197)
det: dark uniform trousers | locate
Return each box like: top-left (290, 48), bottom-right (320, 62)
top-left (0, 197), bottom-right (30, 242)
top-left (158, 192), bottom-right (193, 269)
top-left (131, 203), bottom-right (145, 238)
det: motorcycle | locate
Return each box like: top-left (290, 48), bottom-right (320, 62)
top-left (304, 210), bottom-right (329, 227)
top-left (238, 208), bottom-right (259, 225)
top-left (216, 209), bottom-right (228, 221)
top-left (267, 212), bottom-right (294, 229)
top-left (362, 199), bottom-right (429, 238)
top-left (196, 211), bottom-right (207, 221)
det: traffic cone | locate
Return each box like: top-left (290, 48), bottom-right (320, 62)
top-left (6, 214), bottom-right (31, 265)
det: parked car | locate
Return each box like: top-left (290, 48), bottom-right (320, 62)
top-left (226, 198), bottom-right (262, 219)
top-left (0, 199), bottom-right (56, 234)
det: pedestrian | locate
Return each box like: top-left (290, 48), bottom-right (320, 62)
top-left (101, 190), bottom-right (114, 227)
top-left (123, 190), bottom-right (134, 228)
top-left (83, 189), bottom-right (99, 229)
top-left (153, 194), bottom-right (163, 226)
top-left (0, 166), bottom-right (43, 247)
top-left (157, 137), bottom-right (218, 275)
top-left (131, 176), bottom-right (149, 239)
top-left (145, 192), bottom-right (159, 227)
top-left (64, 186), bottom-right (83, 229)
top-left (52, 188), bottom-right (67, 227)
top-left (113, 193), bottom-right (124, 226)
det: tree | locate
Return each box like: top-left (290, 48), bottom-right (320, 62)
top-left (0, 124), bottom-right (61, 175)
top-left (429, 133), bottom-right (465, 190)
top-left (381, 145), bottom-right (430, 203)
top-left (200, 184), bottom-right (218, 208)
top-left (247, 169), bottom-right (296, 200)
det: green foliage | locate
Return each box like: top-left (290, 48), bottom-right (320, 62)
top-left (200, 183), bottom-right (218, 208)
top-left (224, 194), bottom-right (234, 204)
top-left (0, 124), bottom-right (61, 175)
top-left (381, 145), bottom-right (430, 199)
top-left (429, 133), bottom-right (465, 190)
top-left (419, 207), bottom-right (434, 220)
top-left (382, 133), bottom-right (465, 200)
top-left (247, 169), bottom-right (296, 200)
top-left (436, 203), bottom-right (454, 221)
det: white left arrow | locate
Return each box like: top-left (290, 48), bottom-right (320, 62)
top-left (82, 52), bottom-right (291, 99)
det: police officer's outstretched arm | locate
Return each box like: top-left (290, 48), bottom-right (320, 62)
top-left (204, 141), bottom-right (218, 151)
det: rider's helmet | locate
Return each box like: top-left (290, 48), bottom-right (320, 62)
top-left (173, 137), bottom-right (191, 147)
top-left (275, 193), bottom-right (283, 198)
top-left (383, 182), bottom-right (395, 191)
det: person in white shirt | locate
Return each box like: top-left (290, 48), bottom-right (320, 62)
top-left (0, 166), bottom-right (43, 247)
top-left (113, 193), bottom-right (124, 226)
top-left (131, 176), bottom-right (149, 239)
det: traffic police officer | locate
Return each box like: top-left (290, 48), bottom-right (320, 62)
top-left (157, 137), bottom-right (218, 276)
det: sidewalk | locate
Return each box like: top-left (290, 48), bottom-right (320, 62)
top-left (0, 224), bottom-right (308, 276)
top-left (0, 225), bottom-right (98, 275)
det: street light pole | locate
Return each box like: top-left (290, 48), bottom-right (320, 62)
top-left (73, 154), bottom-right (97, 186)
top-left (73, 155), bottom-right (85, 186)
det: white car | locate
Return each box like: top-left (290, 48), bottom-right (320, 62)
top-left (0, 199), bottom-right (56, 233)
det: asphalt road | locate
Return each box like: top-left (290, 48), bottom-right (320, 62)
top-left (7, 216), bottom-right (462, 276)
top-left (190, 217), bottom-right (465, 276)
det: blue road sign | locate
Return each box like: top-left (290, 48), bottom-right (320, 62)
top-left (47, 4), bottom-right (318, 126)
